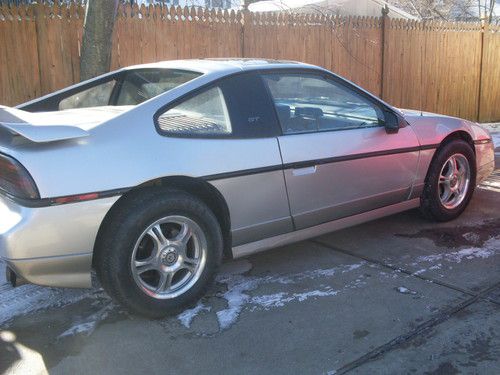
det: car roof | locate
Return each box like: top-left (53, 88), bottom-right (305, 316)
top-left (123, 58), bottom-right (320, 74)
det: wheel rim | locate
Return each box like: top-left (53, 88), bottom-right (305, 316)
top-left (438, 153), bottom-right (470, 210)
top-left (130, 215), bottom-right (207, 299)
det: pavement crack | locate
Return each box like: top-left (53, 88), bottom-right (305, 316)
top-left (310, 239), bottom-right (494, 301)
top-left (311, 239), bottom-right (500, 307)
top-left (333, 281), bottom-right (500, 374)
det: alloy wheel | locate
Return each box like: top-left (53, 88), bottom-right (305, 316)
top-left (438, 153), bottom-right (470, 210)
top-left (130, 215), bottom-right (207, 299)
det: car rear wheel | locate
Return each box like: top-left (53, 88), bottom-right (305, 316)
top-left (95, 188), bottom-right (223, 318)
top-left (420, 140), bottom-right (476, 222)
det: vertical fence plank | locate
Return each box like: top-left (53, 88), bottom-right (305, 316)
top-left (479, 23), bottom-right (500, 122)
top-left (0, 4), bottom-right (41, 105)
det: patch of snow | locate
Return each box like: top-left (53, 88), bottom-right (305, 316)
top-left (412, 269), bottom-right (427, 275)
top-left (216, 275), bottom-right (259, 330)
top-left (177, 303), bottom-right (211, 328)
top-left (251, 288), bottom-right (339, 309)
top-left (412, 263), bottom-right (443, 276)
top-left (462, 232), bottom-right (481, 244)
top-left (396, 286), bottom-right (417, 295)
top-left (182, 260), bottom-right (366, 330)
top-left (203, 261), bottom-right (366, 330)
top-left (429, 264), bottom-right (442, 271)
top-left (0, 282), bottom-right (99, 326)
top-left (294, 288), bottom-right (339, 302)
top-left (341, 263), bottom-right (364, 273)
top-left (490, 131), bottom-right (500, 150)
top-left (250, 292), bottom-right (288, 308)
top-left (416, 236), bottom-right (499, 264)
top-left (59, 322), bottom-right (96, 338)
top-left (58, 302), bottom-right (113, 338)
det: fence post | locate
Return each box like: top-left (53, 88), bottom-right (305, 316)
top-left (380, 5), bottom-right (389, 100)
top-left (241, 9), bottom-right (249, 58)
top-left (477, 21), bottom-right (487, 123)
top-left (32, 3), bottom-right (47, 95)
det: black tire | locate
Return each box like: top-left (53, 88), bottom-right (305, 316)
top-left (94, 188), bottom-right (223, 318)
top-left (420, 140), bottom-right (476, 222)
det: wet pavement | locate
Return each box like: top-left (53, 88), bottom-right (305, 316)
top-left (1, 129), bottom-right (499, 375)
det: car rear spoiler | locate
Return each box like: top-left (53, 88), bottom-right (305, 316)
top-left (0, 105), bottom-right (89, 143)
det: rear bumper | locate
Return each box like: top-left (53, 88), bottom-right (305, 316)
top-left (0, 194), bottom-right (119, 288)
top-left (5, 253), bottom-right (93, 288)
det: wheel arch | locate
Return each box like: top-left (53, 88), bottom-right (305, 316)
top-left (424, 130), bottom-right (476, 184)
top-left (93, 175), bottom-right (233, 266)
top-left (439, 130), bottom-right (475, 152)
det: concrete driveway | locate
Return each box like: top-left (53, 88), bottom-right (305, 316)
top-left (1, 132), bottom-right (499, 375)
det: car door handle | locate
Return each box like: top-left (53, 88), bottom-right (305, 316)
top-left (292, 166), bottom-right (317, 176)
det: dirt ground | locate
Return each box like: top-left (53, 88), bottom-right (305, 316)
top-left (1, 126), bottom-right (499, 375)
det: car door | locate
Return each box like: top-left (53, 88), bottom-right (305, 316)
top-left (154, 72), bottom-right (293, 246)
top-left (261, 71), bottom-right (420, 230)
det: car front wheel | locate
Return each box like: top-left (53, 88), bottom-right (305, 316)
top-left (95, 188), bottom-right (223, 318)
top-left (420, 139), bottom-right (476, 222)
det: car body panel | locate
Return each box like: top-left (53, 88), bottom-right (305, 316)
top-left (209, 170), bottom-right (293, 246)
top-left (7, 253), bottom-right (92, 288)
top-left (0, 195), bottom-right (118, 288)
top-left (408, 148), bottom-right (436, 199)
top-left (402, 110), bottom-right (495, 183)
top-left (232, 198), bottom-right (421, 258)
top-left (278, 126), bottom-right (421, 229)
top-left (0, 195), bottom-right (118, 260)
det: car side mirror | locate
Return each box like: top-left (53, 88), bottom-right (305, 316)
top-left (383, 110), bottom-right (400, 134)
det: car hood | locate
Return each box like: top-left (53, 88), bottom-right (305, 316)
top-left (398, 108), bottom-right (459, 119)
top-left (397, 108), bottom-right (492, 145)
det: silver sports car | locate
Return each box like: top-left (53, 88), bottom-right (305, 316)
top-left (0, 59), bottom-right (494, 317)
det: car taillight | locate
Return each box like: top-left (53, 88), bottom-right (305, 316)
top-left (0, 153), bottom-right (39, 200)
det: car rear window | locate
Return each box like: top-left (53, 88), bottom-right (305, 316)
top-left (116, 69), bottom-right (201, 106)
top-left (52, 69), bottom-right (202, 111)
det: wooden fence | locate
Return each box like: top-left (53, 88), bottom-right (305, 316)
top-left (0, 3), bottom-right (499, 122)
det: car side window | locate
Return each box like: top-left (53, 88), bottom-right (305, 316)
top-left (58, 80), bottom-right (116, 110)
top-left (262, 73), bottom-right (384, 135)
top-left (157, 86), bottom-right (232, 136)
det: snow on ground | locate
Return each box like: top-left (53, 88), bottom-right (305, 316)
top-left (0, 259), bottom-right (102, 327)
top-left (482, 122), bottom-right (500, 153)
top-left (415, 236), bottom-right (499, 265)
top-left (58, 302), bottom-right (114, 338)
top-left (177, 303), bottom-right (211, 328)
top-left (179, 259), bottom-right (368, 330)
top-left (492, 132), bottom-right (500, 150)
top-left (0, 283), bottom-right (97, 327)
top-left (389, 235), bottom-right (500, 278)
top-left (395, 286), bottom-right (418, 295)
